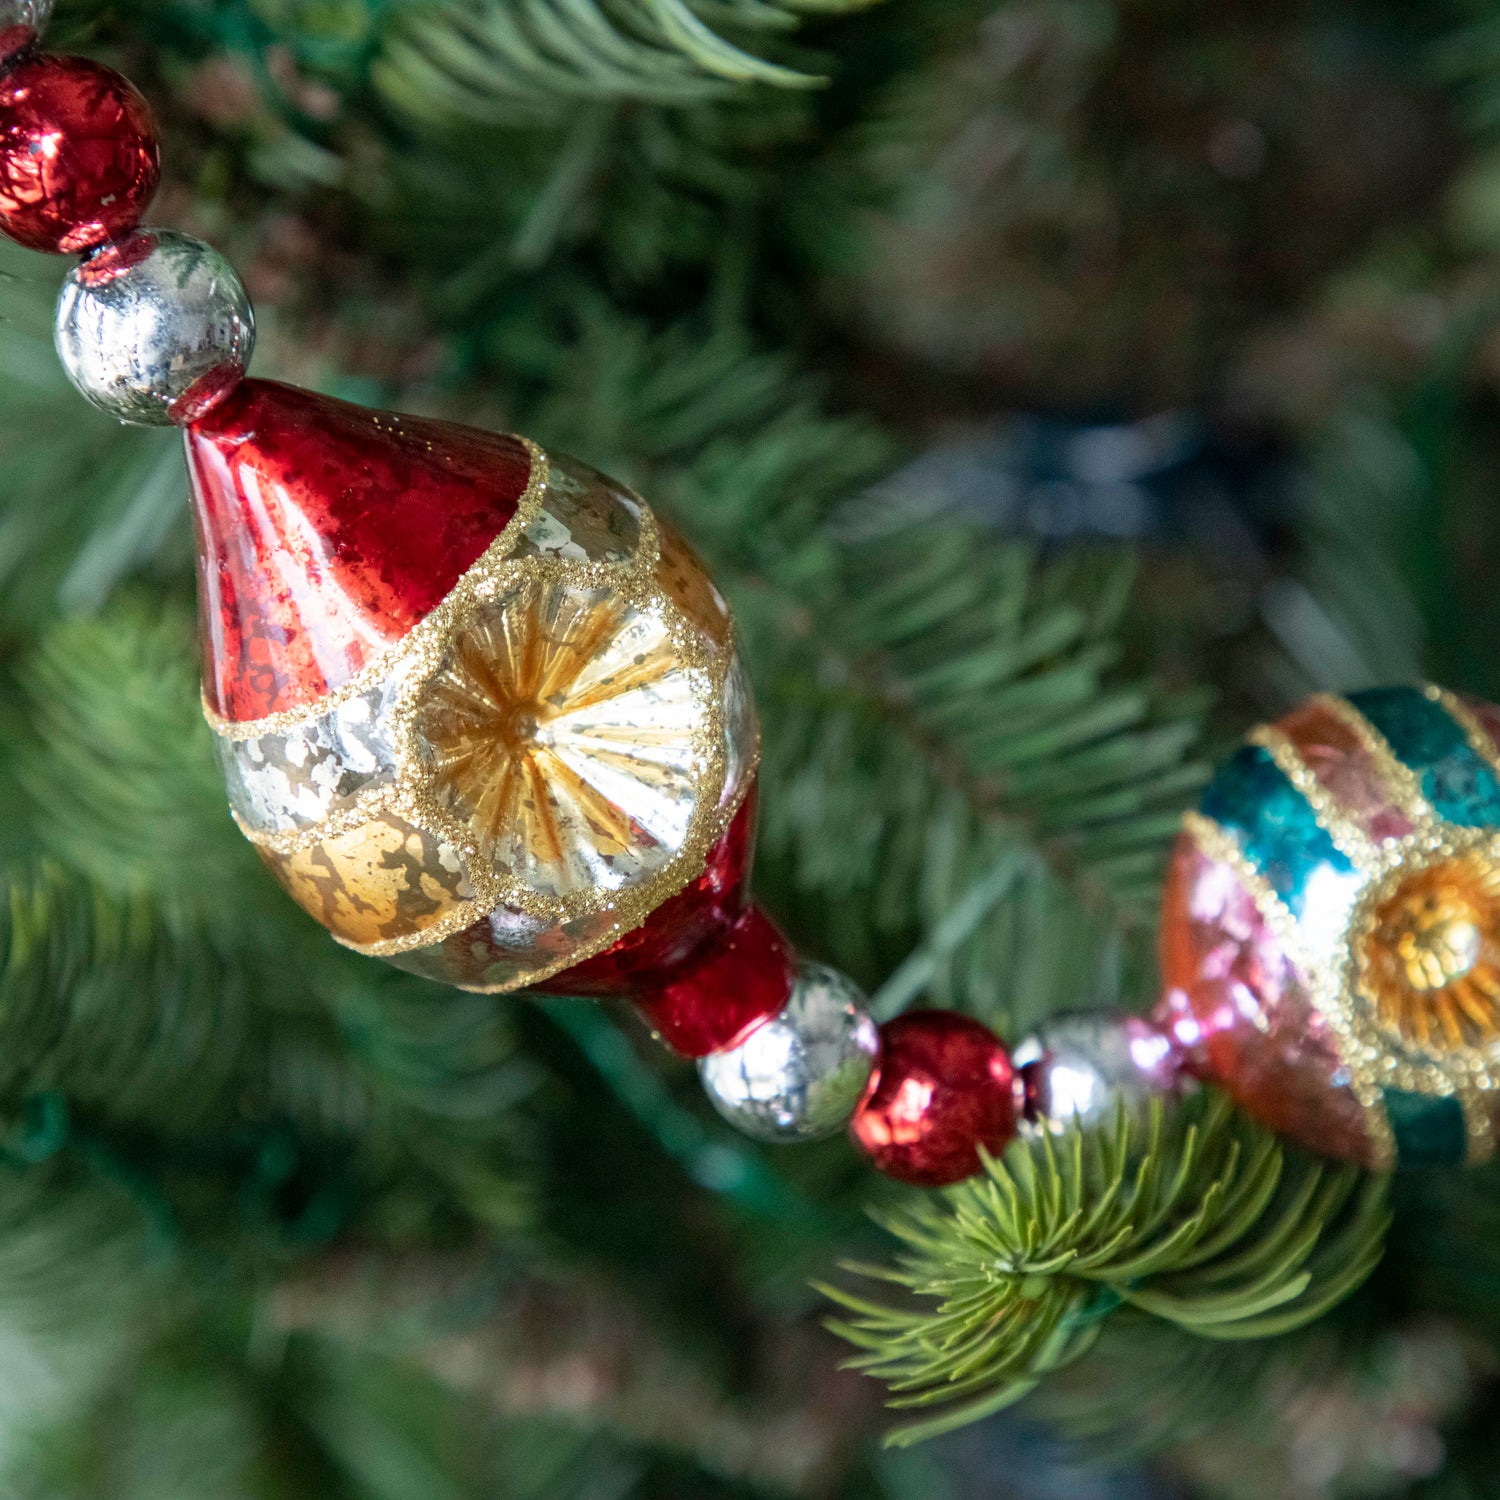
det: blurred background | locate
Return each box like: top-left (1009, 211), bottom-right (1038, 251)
top-left (4, 0), bottom-right (1500, 1495)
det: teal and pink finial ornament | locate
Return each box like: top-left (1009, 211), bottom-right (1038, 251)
top-left (1158, 685), bottom-right (1500, 1169)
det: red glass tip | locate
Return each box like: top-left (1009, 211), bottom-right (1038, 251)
top-left (185, 379), bottom-right (533, 722)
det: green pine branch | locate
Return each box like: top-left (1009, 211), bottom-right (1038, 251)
top-left (373, 0), bottom-right (877, 125)
top-left (820, 1094), bottom-right (1391, 1448)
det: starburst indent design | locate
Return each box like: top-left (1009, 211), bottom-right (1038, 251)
top-left (1357, 852), bottom-right (1500, 1053)
top-left (413, 576), bottom-right (704, 900)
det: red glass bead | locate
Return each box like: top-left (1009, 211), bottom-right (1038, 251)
top-left (850, 1011), bottom-right (1018, 1187)
top-left (535, 791), bottom-right (757, 1000)
top-left (0, 54), bottom-right (160, 254)
top-left (185, 379), bottom-right (533, 722)
top-left (632, 904), bottom-right (795, 1058)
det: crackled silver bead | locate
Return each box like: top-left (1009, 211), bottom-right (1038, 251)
top-left (1014, 1012), bottom-right (1182, 1138)
top-left (698, 964), bottom-right (880, 1143)
top-left (54, 229), bottom-right (255, 427)
top-left (0, 0), bottom-right (53, 46)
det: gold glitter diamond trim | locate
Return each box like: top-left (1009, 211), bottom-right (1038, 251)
top-left (1429, 684), bottom-right (1500, 781)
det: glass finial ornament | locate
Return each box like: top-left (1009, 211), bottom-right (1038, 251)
top-left (1157, 687), bottom-right (1500, 1169)
top-left (186, 379), bottom-right (773, 1022)
top-left (0, 15), bottom-right (900, 1160)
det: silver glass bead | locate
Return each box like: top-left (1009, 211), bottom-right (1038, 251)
top-left (698, 963), bottom-right (880, 1143)
top-left (0, 0), bottom-right (54, 45)
top-left (54, 229), bottom-right (255, 427)
top-left (1013, 1012), bottom-right (1181, 1138)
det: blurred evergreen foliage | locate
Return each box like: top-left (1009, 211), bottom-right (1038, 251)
top-left (6, 0), bottom-right (1500, 1493)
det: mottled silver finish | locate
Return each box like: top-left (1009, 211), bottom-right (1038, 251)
top-left (513, 453), bottom-right (642, 564)
top-left (55, 229), bottom-right (254, 426)
top-left (1014, 1012), bottom-right (1181, 1138)
top-left (0, 0), bottom-right (53, 42)
top-left (218, 679), bottom-right (404, 836)
top-left (698, 964), bottom-right (880, 1142)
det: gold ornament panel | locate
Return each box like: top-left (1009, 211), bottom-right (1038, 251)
top-left (386, 901), bottom-right (626, 992)
top-left (412, 575), bottom-right (705, 900)
top-left (509, 454), bottom-right (642, 566)
top-left (654, 519), bottom-right (731, 653)
top-left (258, 814), bottom-right (476, 947)
top-left (216, 678), bottom-right (404, 836)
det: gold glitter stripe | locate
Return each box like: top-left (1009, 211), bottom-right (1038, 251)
top-left (203, 440), bottom-right (551, 742)
top-left (1182, 813), bottom-right (1317, 974)
top-left (1312, 693), bottom-right (1436, 829)
top-left (231, 786), bottom-right (402, 854)
top-left (1247, 724), bottom-right (1377, 869)
top-left (1365, 1092), bottom-right (1398, 1173)
top-left (1182, 812), bottom-right (1398, 1170)
top-left (1428, 683), bottom-right (1500, 782)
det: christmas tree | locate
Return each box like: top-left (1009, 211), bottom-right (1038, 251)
top-left (2, 0), bottom-right (1499, 1494)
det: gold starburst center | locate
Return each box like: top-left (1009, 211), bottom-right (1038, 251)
top-left (412, 574), bottom-right (704, 901)
top-left (1356, 853), bottom-right (1500, 1053)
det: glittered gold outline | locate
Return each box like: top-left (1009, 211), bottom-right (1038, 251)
top-left (1247, 724), bottom-right (1377, 866)
top-left (206, 443), bottom-right (760, 991)
top-left (1429, 683), bottom-right (1500, 782)
top-left (1312, 692), bottom-right (1436, 827)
